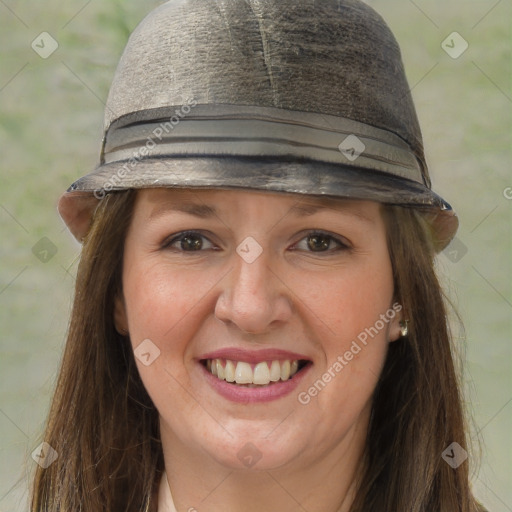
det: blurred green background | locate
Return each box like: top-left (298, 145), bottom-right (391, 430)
top-left (0, 1), bottom-right (510, 510)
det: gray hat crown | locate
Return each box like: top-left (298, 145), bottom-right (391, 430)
top-left (106, 0), bottom-right (427, 182)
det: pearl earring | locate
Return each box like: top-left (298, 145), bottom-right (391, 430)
top-left (399, 320), bottom-right (409, 337)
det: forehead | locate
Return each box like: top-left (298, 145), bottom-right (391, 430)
top-left (136, 187), bottom-right (382, 221)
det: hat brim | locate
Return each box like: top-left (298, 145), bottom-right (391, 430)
top-left (58, 155), bottom-right (458, 251)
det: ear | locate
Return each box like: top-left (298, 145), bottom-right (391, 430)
top-left (388, 302), bottom-right (406, 343)
top-left (114, 294), bottom-right (129, 335)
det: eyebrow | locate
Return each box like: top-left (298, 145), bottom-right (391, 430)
top-left (148, 199), bottom-right (374, 224)
top-left (287, 202), bottom-right (374, 223)
top-left (149, 202), bottom-right (218, 220)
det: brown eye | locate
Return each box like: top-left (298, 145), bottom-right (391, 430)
top-left (307, 233), bottom-right (331, 251)
top-left (163, 231), bottom-right (215, 252)
top-left (179, 234), bottom-right (203, 251)
top-left (293, 231), bottom-right (349, 253)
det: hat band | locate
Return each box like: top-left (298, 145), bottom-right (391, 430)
top-left (102, 104), bottom-right (426, 186)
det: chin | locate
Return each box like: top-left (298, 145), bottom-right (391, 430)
top-left (197, 422), bottom-right (308, 472)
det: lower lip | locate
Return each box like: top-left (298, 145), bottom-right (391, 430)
top-left (199, 362), bottom-right (311, 403)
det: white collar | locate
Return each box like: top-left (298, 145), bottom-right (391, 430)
top-left (157, 471), bottom-right (178, 512)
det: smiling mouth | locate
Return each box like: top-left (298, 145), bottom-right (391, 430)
top-left (201, 358), bottom-right (309, 387)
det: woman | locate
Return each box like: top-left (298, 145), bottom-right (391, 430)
top-left (31, 0), bottom-right (486, 510)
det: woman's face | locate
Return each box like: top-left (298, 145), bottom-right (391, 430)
top-left (116, 188), bottom-right (403, 472)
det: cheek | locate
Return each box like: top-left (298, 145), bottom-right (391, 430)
top-left (121, 260), bottom-right (210, 418)
top-left (122, 260), bottom-right (206, 343)
top-left (287, 257), bottom-right (395, 346)
top-left (291, 258), bottom-right (394, 418)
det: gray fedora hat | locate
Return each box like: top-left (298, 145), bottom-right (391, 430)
top-left (58, 0), bottom-right (458, 250)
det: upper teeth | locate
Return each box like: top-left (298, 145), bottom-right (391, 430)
top-left (206, 359), bottom-right (300, 386)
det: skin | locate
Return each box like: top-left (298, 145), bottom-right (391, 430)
top-left (115, 188), bottom-right (403, 512)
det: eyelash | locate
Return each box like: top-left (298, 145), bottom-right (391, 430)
top-left (161, 230), bottom-right (350, 254)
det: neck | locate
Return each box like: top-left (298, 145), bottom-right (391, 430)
top-left (160, 416), bottom-right (368, 512)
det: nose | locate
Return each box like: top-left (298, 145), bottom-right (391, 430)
top-left (214, 248), bottom-right (293, 335)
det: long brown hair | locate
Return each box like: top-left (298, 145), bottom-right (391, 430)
top-left (31, 190), bottom-right (162, 512)
top-left (31, 191), bottom-right (485, 511)
top-left (351, 205), bottom-right (485, 511)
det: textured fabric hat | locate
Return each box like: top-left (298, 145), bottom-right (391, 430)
top-left (58, 0), bottom-right (458, 250)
